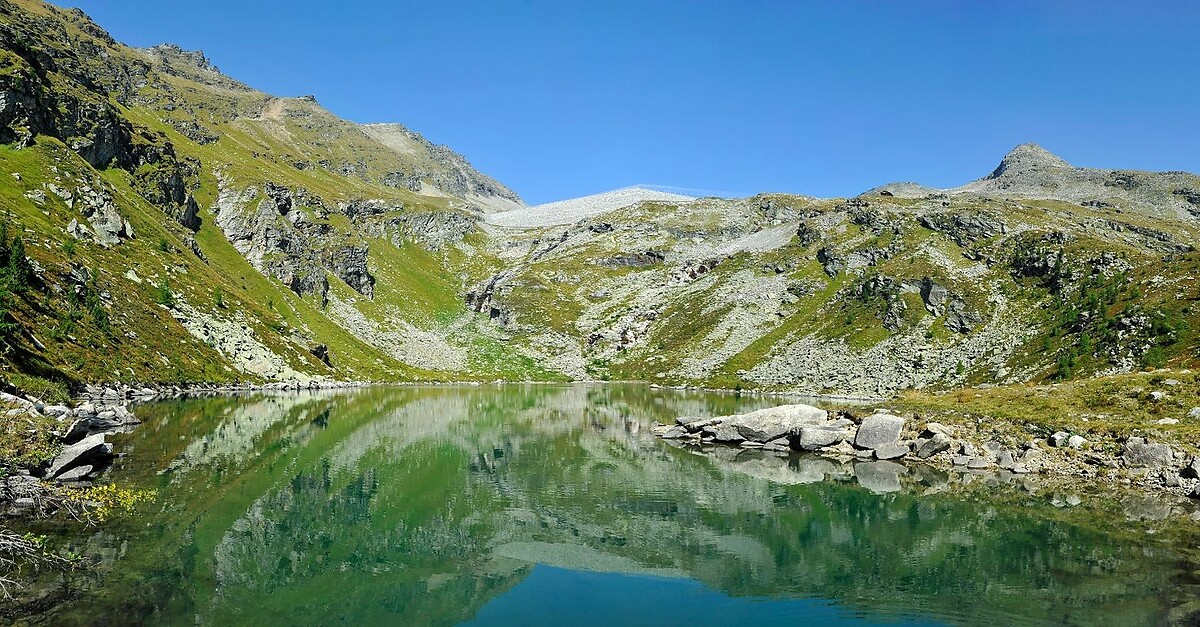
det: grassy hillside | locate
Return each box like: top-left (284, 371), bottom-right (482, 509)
top-left (478, 192), bottom-right (1198, 394)
top-left (0, 0), bottom-right (541, 391)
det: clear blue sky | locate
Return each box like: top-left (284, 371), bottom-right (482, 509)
top-left (70, 1), bottom-right (1200, 205)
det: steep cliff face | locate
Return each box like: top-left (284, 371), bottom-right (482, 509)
top-left (0, 0), bottom-right (1196, 396)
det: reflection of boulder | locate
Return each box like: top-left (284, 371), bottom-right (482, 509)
top-left (793, 457), bottom-right (837, 484)
top-left (854, 460), bottom-right (906, 493)
top-left (723, 455), bottom-right (809, 485)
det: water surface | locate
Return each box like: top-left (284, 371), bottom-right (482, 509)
top-left (15, 385), bottom-right (1200, 625)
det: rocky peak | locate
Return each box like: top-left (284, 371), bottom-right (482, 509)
top-left (144, 43), bottom-right (221, 74)
top-left (359, 123), bottom-right (524, 212)
top-left (986, 143), bottom-right (1072, 180)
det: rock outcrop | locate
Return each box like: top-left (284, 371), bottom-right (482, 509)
top-left (213, 180), bottom-right (377, 304)
top-left (360, 123), bottom-right (523, 213)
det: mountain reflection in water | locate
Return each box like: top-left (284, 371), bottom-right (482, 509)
top-left (18, 384), bottom-right (1200, 626)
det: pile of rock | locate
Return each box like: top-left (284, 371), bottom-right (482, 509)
top-left (659, 405), bottom-right (1031, 470)
top-left (660, 404), bottom-right (834, 452)
top-left (655, 403), bottom-right (1200, 500)
top-left (1120, 437), bottom-right (1200, 497)
top-left (659, 404), bottom-right (935, 461)
top-left (1, 390), bottom-right (141, 485)
top-left (40, 401), bottom-right (138, 482)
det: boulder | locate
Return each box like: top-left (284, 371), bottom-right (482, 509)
top-left (1066, 435), bottom-right (1087, 449)
top-left (1122, 438), bottom-right (1174, 468)
top-left (708, 423), bottom-right (745, 444)
top-left (44, 433), bottom-right (112, 479)
top-left (726, 404), bottom-right (828, 443)
top-left (87, 201), bottom-right (131, 245)
top-left (796, 425), bottom-right (848, 451)
top-left (661, 426), bottom-right (688, 439)
top-left (762, 438), bottom-right (791, 452)
top-left (920, 278), bottom-right (949, 315)
top-left (55, 465), bottom-right (95, 482)
top-left (1188, 407), bottom-right (1200, 421)
top-left (1049, 431), bottom-right (1070, 447)
top-left (681, 416), bottom-right (723, 430)
top-left (58, 406), bottom-right (137, 443)
top-left (43, 405), bottom-right (70, 418)
top-left (854, 413), bottom-right (905, 450)
top-left (915, 433), bottom-right (952, 459)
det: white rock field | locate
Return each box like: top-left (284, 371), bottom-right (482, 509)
top-left (486, 186), bottom-right (695, 228)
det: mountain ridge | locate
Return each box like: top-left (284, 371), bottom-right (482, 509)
top-left (869, 142), bottom-right (1200, 222)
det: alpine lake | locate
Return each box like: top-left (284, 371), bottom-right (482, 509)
top-left (12, 384), bottom-right (1200, 626)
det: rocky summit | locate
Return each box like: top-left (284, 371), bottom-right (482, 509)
top-left (0, 0), bottom-right (1197, 400)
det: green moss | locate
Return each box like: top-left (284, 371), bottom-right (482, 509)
top-left (897, 370), bottom-right (1200, 448)
top-left (0, 405), bottom-right (61, 470)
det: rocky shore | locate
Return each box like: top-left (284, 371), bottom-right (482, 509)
top-left (0, 379), bottom-right (377, 513)
top-left (653, 403), bottom-right (1200, 508)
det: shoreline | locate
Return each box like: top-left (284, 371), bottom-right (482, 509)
top-left (2, 376), bottom-right (1197, 515)
top-left (652, 401), bottom-right (1200, 512)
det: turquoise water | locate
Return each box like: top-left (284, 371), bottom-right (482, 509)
top-left (463, 566), bottom-right (945, 626)
top-left (13, 385), bottom-right (1200, 625)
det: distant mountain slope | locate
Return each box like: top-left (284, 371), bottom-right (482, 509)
top-left (871, 143), bottom-right (1200, 221)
